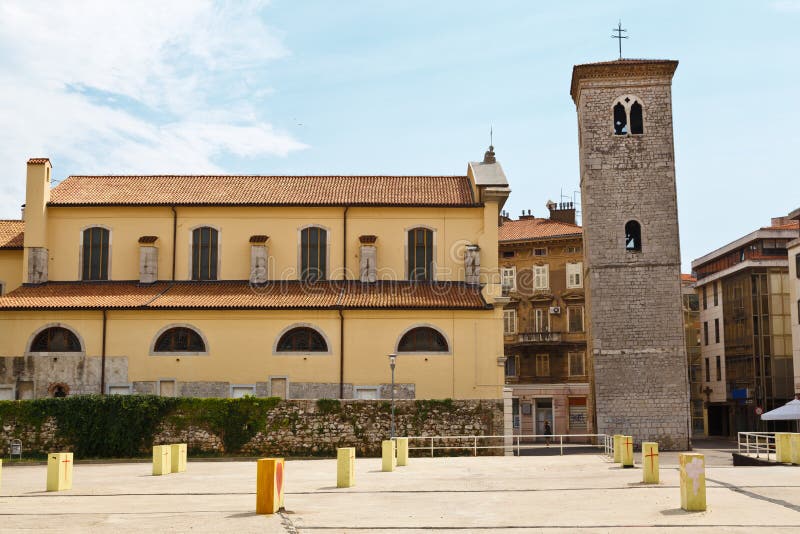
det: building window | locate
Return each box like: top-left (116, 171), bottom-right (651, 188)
top-left (154, 327), bottom-right (206, 353)
top-left (82, 226), bottom-right (109, 280)
top-left (702, 286), bottom-right (707, 310)
top-left (568, 352), bottom-right (585, 376)
top-left (533, 265), bottom-right (549, 290)
top-left (613, 95), bottom-right (644, 135)
top-left (501, 267), bottom-right (517, 291)
top-left (568, 306), bottom-right (584, 333)
top-left (705, 357), bottom-right (710, 382)
top-left (30, 327), bottom-right (82, 352)
top-left (703, 321), bottom-right (709, 346)
top-left (504, 355), bottom-right (517, 377)
top-left (795, 253), bottom-right (800, 278)
top-left (192, 227), bottom-right (218, 280)
top-left (301, 226), bottom-right (327, 281)
top-left (277, 327), bottom-right (328, 352)
top-left (397, 326), bottom-right (448, 353)
top-left (502, 251), bottom-right (515, 258)
top-left (715, 355), bottom-right (721, 381)
top-left (535, 354), bottom-right (550, 377)
top-left (503, 309), bottom-right (518, 335)
top-left (564, 246), bottom-right (581, 254)
top-left (625, 221), bottom-right (642, 252)
top-left (534, 308), bottom-right (549, 332)
top-left (407, 227), bottom-right (433, 281)
top-left (533, 247), bottom-right (547, 256)
top-left (713, 282), bottom-right (719, 306)
top-left (714, 318), bottom-right (720, 344)
top-left (566, 262), bottom-right (583, 288)
top-left (0, 282), bottom-right (4, 296)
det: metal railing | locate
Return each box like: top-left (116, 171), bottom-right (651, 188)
top-left (737, 431), bottom-right (776, 462)
top-left (403, 434), bottom-right (611, 457)
top-left (517, 332), bottom-right (562, 343)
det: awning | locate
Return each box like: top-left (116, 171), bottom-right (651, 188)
top-left (760, 399), bottom-right (800, 421)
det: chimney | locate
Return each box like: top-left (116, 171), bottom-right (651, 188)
top-left (24, 158), bottom-right (51, 284)
top-left (465, 244), bottom-right (481, 285)
top-left (519, 209), bottom-right (535, 221)
top-left (547, 200), bottom-right (576, 225)
top-left (249, 235), bottom-right (269, 284)
top-left (359, 235), bottom-right (377, 282)
top-left (138, 236), bottom-right (159, 284)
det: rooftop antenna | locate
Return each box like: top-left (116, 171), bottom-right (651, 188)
top-left (612, 20), bottom-right (628, 60)
top-left (490, 125), bottom-right (493, 147)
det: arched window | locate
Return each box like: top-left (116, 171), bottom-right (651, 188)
top-left (276, 327), bottom-right (328, 352)
top-left (407, 227), bottom-right (433, 281)
top-left (630, 101), bottom-right (643, 134)
top-left (192, 227), bottom-right (219, 280)
top-left (30, 327), bottom-right (82, 352)
top-left (397, 326), bottom-right (448, 353)
top-left (300, 227), bottom-right (327, 281)
top-left (613, 96), bottom-right (644, 136)
top-left (82, 227), bottom-right (109, 280)
top-left (154, 327), bottom-right (206, 353)
top-left (613, 102), bottom-right (627, 135)
top-left (625, 220), bottom-right (642, 252)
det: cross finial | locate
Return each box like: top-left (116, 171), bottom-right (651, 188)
top-left (611, 20), bottom-right (628, 60)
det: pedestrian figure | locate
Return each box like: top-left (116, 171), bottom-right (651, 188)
top-left (543, 420), bottom-right (552, 447)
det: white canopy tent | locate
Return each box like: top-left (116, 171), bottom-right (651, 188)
top-left (760, 399), bottom-right (800, 421)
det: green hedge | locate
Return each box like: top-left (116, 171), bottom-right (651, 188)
top-left (0, 395), bottom-right (280, 458)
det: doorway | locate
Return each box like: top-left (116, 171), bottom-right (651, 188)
top-left (270, 377), bottom-right (287, 399)
top-left (535, 398), bottom-right (553, 437)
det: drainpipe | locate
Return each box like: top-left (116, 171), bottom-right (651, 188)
top-left (171, 206), bottom-right (177, 280)
top-left (100, 309), bottom-right (107, 395)
top-left (339, 207), bottom-right (349, 399)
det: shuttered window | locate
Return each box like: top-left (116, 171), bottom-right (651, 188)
top-left (82, 227), bottom-right (109, 280)
top-left (408, 228), bottom-right (433, 281)
top-left (301, 227), bottom-right (327, 281)
top-left (192, 227), bottom-right (218, 280)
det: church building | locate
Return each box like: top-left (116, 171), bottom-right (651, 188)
top-left (0, 151), bottom-right (510, 401)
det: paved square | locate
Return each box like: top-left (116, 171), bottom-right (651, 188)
top-left (1, 447), bottom-right (799, 533)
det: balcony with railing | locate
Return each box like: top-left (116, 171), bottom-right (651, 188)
top-left (517, 331), bottom-right (562, 343)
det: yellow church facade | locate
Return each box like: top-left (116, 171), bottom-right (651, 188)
top-left (0, 154), bottom-right (510, 401)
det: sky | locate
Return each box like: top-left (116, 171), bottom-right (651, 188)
top-left (0, 0), bottom-right (798, 272)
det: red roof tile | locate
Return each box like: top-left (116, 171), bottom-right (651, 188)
top-left (0, 281), bottom-right (488, 310)
top-left (27, 158), bottom-right (50, 165)
top-left (681, 274), bottom-right (696, 283)
top-left (498, 218), bottom-right (582, 243)
top-left (761, 221), bottom-right (799, 231)
top-left (48, 175), bottom-right (478, 207)
top-left (0, 220), bottom-right (24, 249)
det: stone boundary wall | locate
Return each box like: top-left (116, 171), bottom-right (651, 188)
top-left (0, 398), bottom-right (503, 458)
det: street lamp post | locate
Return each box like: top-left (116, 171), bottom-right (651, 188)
top-left (389, 353), bottom-right (397, 439)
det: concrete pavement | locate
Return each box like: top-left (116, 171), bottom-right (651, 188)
top-left (1, 449), bottom-right (798, 533)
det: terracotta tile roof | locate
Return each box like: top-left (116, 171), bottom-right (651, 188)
top-left (27, 158), bottom-right (50, 165)
top-left (0, 281), bottom-right (488, 310)
top-left (48, 175), bottom-right (477, 207)
top-left (681, 274), bottom-right (697, 283)
top-left (0, 220), bottom-right (24, 249)
top-left (498, 218), bottom-right (582, 243)
top-left (249, 235), bottom-right (269, 243)
top-left (761, 221), bottom-right (799, 231)
top-left (138, 235), bottom-right (158, 244)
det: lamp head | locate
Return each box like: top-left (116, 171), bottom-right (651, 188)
top-left (388, 353), bottom-right (397, 367)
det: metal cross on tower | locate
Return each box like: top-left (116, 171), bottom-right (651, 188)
top-left (611, 21), bottom-right (628, 59)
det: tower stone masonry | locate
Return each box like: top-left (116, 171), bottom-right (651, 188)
top-left (571, 59), bottom-right (690, 449)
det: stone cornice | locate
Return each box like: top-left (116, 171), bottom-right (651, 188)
top-left (570, 59), bottom-right (678, 103)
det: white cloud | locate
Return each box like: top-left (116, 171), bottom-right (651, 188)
top-left (0, 0), bottom-right (307, 217)
top-left (772, 1), bottom-right (800, 12)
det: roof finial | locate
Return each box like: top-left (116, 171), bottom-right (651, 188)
top-left (611, 20), bottom-right (628, 60)
top-left (483, 126), bottom-right (496, 164)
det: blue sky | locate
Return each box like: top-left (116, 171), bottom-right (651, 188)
top-left (0, 0), bottom-right (798, 272)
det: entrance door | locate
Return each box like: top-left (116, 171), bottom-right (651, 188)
top-left (535, 398), bottom-right (553, 437)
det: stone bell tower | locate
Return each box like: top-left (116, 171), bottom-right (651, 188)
top-left (571, 59), bottom-right (690, 449)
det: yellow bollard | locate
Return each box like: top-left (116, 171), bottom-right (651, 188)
top-left (152, 445), bottom-right (172, 476)
top-left (336, 447), bottom-right (355, 488)
top-left (791, 434), bottom-right (800, 466)
top-left (613, 434), bottom-right (623, 463)
top-left (256, 458), bottom-right (285, 514)
top-left (381, 440), bottom-right (396, 472)
top-left (170, 443), bottom-right (187, 473)
top-left (679, 453), bottom-right (706, 511)
top-left (621, 435), bottom-right (634, 468)
top-left (396, 437), bottom-right (409, 467)
top-left (775, 433), bottom-right (792, 463)
top-left (642, 442), bottom-right (659, 484)
top-left (46, 452), bottom-right (73, 491)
